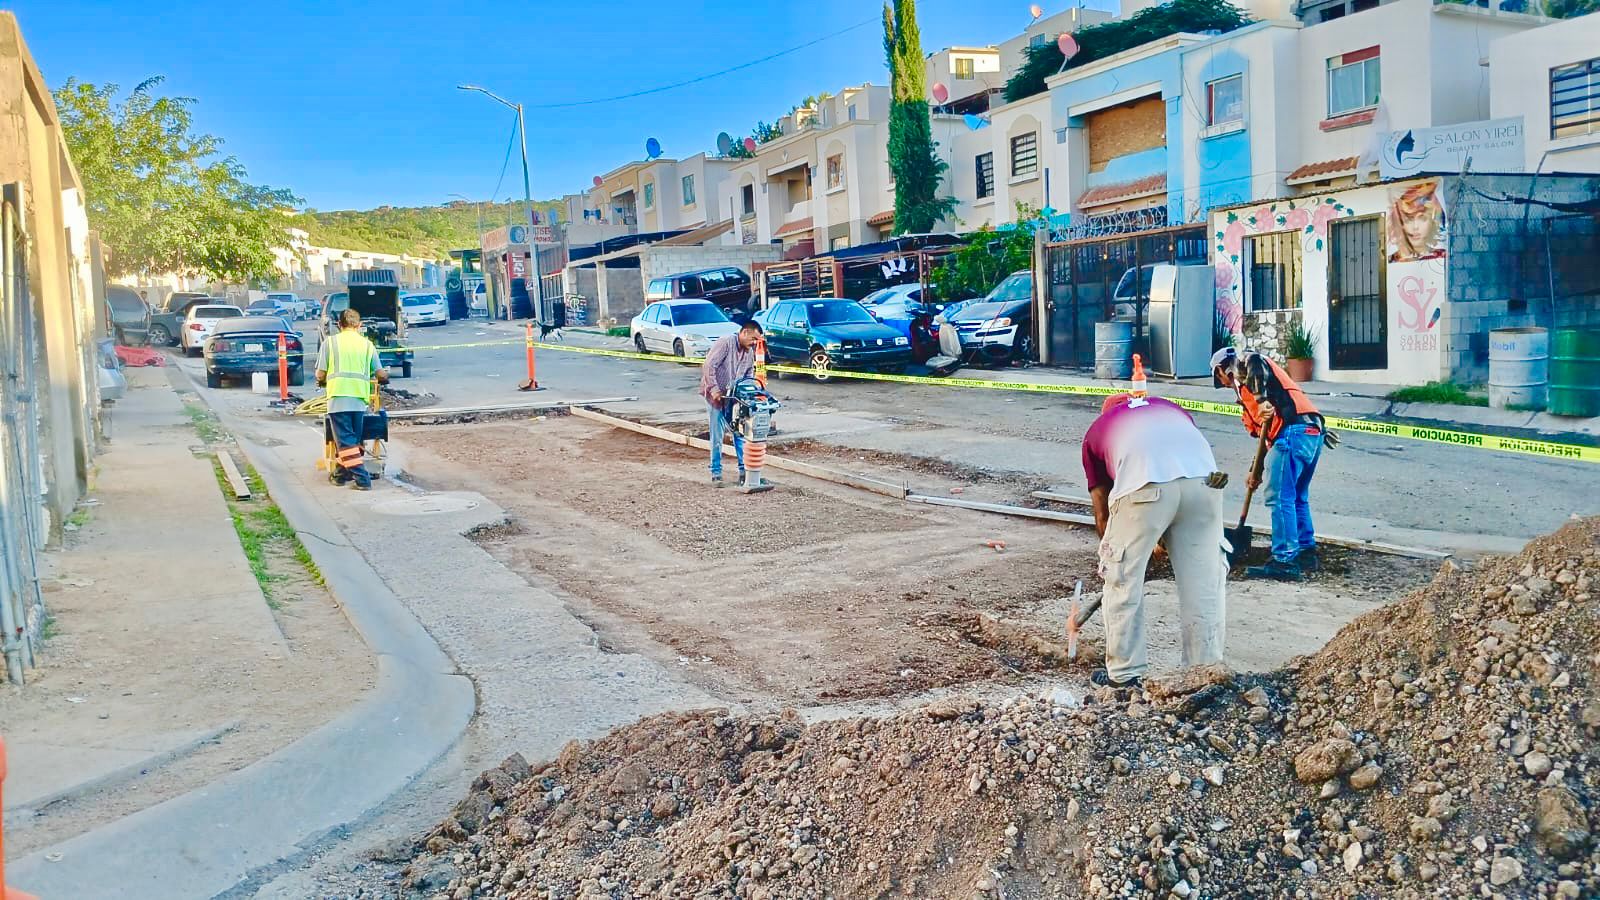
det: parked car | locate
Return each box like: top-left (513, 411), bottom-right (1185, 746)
top-left (645, 267), bottom-right (754, 319)
top-left (148, 291), bottom-right (215, 346)
top-left (754, 298), bottom-right (911, 382)
top-left (630, 299), bottom-right (739, 357)
top-left (859, 284), bottom-right (941, 363)
top-left (180, 304), bottom-right (244, 356)
top-left (105, 285), bottom-right (151, 346)
top-left (246, 298), bottom-right (293, 319)
top-left (943, 271), bottom-right (1035, 366)
top-left (401, 292), bottom-right (449, 327)
top-left (96, 337), bottom-right (127, 403)
top-left (265, 292), bottom-right (310, 319)
top-left (202, 315), bottom-right (305, 388)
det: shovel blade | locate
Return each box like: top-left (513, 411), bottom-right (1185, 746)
top-left (1224, 524), bottom-right (1253, 568)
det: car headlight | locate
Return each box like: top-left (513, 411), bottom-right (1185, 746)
top-left (824, 341), bottom-right (842, 350)
top-left (894, 336), bottom-right (909, 345)
top-left (990, 317), bottom-right (1013, 328)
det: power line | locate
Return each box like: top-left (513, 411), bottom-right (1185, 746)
top-left (523, 19), bottom-right (877, 110)
top-left (488, 113), bottom-right (520, 205)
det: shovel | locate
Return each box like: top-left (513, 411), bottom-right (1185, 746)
top-left (1224, 414), bottom-right (1273, 569)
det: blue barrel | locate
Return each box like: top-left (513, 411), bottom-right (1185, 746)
top-left (1095, 321), bottom-right (1133, 380)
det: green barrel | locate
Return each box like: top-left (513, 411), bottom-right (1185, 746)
top-left (1548, 327), bottom-right (1600, 417)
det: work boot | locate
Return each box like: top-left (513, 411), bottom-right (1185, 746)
top-left (1247, 558), bottom-right (1303, 582)
top-left (737, 469), bottom-right (747, 487)
top-left (1296, 547), bottom-right (1321, 574)
top-left (353, 482), bottom-right (372, 492)
top-left (1091, 669), bottom-right (1143, 690)
top-left (711, 473), bottom-right (724, 488)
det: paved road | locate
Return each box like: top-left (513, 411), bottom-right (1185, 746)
top-left (185, 318), bottom-right (1597, 555)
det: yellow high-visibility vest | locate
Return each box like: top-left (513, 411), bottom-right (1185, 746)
top-left (325, 330), bottom-right (377, 402)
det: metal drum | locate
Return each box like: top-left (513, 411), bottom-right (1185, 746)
top-left (1094, 321), bottom-right (1133, 381)
top-left (1487, 327), bottom-right (1548, 410)
top-left (1549, 326), bottom-right (1600, 418)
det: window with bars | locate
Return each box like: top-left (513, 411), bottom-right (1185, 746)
top-left (1551, 57), bottom-right (1600, 140)
top-left (1010, 132), bottom-right (1038, 177)
top-left (1243, 232), bottom-right (1302, 312)
top-left (975, 152), bottom-right (995, 199)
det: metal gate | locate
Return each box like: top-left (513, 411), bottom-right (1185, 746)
top-left (0, 183), bottom-right (48, 683)
top-left (1041, 225), bottom-right (1207, 367)
top-left (1327, 215), bottom-right (1387, 370)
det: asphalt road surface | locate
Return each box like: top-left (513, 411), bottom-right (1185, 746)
top-left (185, 317), bottom-right (1597, 556)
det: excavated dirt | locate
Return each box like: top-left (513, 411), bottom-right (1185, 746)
top-left (399, 419), bottom-right (1428, 706)
top-left (404, 518), bottom-right (1598, 899)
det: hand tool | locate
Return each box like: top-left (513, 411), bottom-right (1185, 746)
top-left (1224, 412), bottom-right (1274, 568)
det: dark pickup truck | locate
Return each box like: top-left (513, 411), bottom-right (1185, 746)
top-left (320, 270), bottom-right (413, 378)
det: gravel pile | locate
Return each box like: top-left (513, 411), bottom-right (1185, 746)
top-left (402, 519), bottom-right (1598, 899)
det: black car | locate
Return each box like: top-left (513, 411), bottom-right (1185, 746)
top-left (105, 285), bottom-right (151, 345)
top-left (754, 298), bottom-right (911, 381)
top-left (645, 267), bottom-right (754, 318)
top-left (149, 291), bottom-right (215, 346)
top-left (203, 316), bottom-right (305, 388)
top-left (944, 271), bottom-right (1035, 365)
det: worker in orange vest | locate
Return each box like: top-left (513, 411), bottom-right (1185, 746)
top-left (1211, 347), bottom-right (1335, 581)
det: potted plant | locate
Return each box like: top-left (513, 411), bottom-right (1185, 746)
top-left (1285, 319), bottom-right (1317, 383)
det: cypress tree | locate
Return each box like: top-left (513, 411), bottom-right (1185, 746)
top-left (883, 0), bottom-right (956, 234)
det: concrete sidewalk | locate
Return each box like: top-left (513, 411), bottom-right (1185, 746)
top-left (9, 372), bottom-right (475, 899)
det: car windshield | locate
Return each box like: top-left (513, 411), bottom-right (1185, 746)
top-left (403, 296), bottom-right (435, 307)
top-left (247, 301), bottom-right (275, 309)
top-left (195, 307), bottom-right (241, 319)
top-left (806, 302), bottom-right (875, 325)
top-left (1113, 266), bottom-right (1155, 299)
top-left (952, 301), bottom-right (1011, 321)
top-left (670, 304), bottom-right (729, 326)
top-left (327, 294), bottom-right (349, 312)
top-left (215, 317), bottom-right (286, 334)
top-left (985, 273), bottom-right (1032, 303)
top-left (267, 294), bottom-right (294, 301)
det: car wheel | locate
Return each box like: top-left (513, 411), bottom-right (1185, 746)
top-left (288, 366), bottom-right (304, 387)
top-left (1013, 332), bottom-right (1035, 366)
top-left (673, 339), bottom-right (686, 357)
top-left (634, 333), bottom-right (648, 354)
top-left (808, 348), bottom-right (834, 383)
top-left (401, 360), bottom-right (413, 379)
top-left (149, 324), bottom-right (172, 346)
top-left (206, 370), bottom-right (222, 389)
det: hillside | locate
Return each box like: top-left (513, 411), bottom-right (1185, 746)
top-left (294, 199), bottom-right (564, 259)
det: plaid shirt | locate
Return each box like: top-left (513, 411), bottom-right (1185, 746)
top-left (699, 333), bottom-right (753, 404)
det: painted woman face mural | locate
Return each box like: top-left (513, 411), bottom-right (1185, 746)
top-left (1387, 180), bottom-right (1445, 263)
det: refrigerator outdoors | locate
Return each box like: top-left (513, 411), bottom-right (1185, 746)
top-left (1146, 263), bottom-right (1216, 378)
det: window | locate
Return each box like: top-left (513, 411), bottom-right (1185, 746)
top-left (677, 276), bottom-right (702, 295)
top-left (954, 57), bottom-right (975, 80)
top-left (681, 174), bottom-right (696, 206)
top-left (642, 304), bottom-right (662, 324)
top-left (1327, 49), bottom-right (1380, 118)
top-left (643, 181), bottom-right (655, 209)
top-left (1010, 132), bottom-right (1038, 178)
top-left (1207, 74), bottom-right (1244, 128)
top-left (975, 152), bottom-right (995, 199)
top-left (1551, 56), bottom-right (1600, 140)
top-left (1243, 232), bottom-right (1302, 313)
top-left (848, 104), bottom-right (857, 121)
top-left (826, 154), bottom-right (844, 190)
top-left (1030, 33), bottom-right (1048, 48)
top-left (741, 184), bottom-right (756, 217)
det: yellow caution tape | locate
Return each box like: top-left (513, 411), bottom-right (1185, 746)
top-left (343, 334), bottom-right (1600, 464)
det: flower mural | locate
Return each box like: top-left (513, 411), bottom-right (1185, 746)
top-left (1211, 196), bottom-right (1356, 335)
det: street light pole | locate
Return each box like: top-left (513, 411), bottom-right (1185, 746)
top-left (459, 84), bottom-right (539, 317)
top-left (448, 192), bottom-right (484, 239)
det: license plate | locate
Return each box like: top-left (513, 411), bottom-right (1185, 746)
top-left (244, 343), bottom-right (264, 352)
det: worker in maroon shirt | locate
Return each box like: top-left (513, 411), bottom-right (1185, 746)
top-left (1082, 393), bottom-right (1229, 688)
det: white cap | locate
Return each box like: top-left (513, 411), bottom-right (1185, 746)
top-left (1210, 347), bottom-right (1237, 370)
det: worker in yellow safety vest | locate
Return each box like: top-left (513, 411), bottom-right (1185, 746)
top-left (316, 307), bottom-right (388, 490)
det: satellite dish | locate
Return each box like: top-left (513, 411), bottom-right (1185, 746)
top-left (964, 113), bottom-right (990, 130)
top-left (931, 82), bottom-right (949, 105)
top-left (743, 136), bottom-right (757, 153)
top-left (1058, 33), bottom-right (1079, 60)
top-left (592, 175), bottom-right (603, 188)
top-left (645, 137), bottom-right (663, 159)
top-left (716, 132), bottom-right (734, 156)
top-left (1029, 3), bottom-right (1043, 17)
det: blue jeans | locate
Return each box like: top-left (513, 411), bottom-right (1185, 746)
top-left (1262, 424), bottom-right (1321, 563)
top-left (328, 410), bottom-right (372, 488)
top-left (707, 400), bottom-right (745, 478)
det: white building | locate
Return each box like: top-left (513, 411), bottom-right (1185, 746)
top-left (1490, 12), bottom-right (1600, 174)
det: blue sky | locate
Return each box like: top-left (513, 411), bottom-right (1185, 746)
top-left (13, 0), bottom-right (1115, 211)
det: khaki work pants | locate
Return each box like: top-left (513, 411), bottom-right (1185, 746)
top-left (1098, 476), bottom-right (1228, 683)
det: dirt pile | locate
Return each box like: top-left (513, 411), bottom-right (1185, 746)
top-left (381, 385), bottom-right (438, 410)
top-left (404, 519), bottom-right (1598, 899)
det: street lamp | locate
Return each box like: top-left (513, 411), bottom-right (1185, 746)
top-left (448, 192), bottom-right (484, 240)
top-left (459, 83), bottom-right (538, 318)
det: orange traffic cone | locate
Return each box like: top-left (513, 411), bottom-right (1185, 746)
top-left (1, 737), bottom-right (40, 900)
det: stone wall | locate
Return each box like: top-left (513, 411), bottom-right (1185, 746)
top-left (1442, 174), bottom-right (1600, 383)
top-left (1240, 308), bottom-right (1301, 365)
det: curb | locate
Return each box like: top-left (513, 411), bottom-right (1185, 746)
top-left (11, 383), bottom-right (476, 899)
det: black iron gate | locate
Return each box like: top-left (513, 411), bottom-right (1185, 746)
top-left (1042, 225), bottom-right (1207, 367)
top-left (1327, 215), bottom-right (1387, 370)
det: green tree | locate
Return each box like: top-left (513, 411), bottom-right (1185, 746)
top-left (54, 77), bottom-right (300, 283)
top-left (930, 204), bottom-right (1041, 300)
top-left (1003, 0), bottom-right (1251, 103)
top-left (883, 0), bottom-right (956, 234)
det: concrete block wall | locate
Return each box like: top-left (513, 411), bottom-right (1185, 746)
top-left (639, 245), bottom-right (783, 286)
top-left (1441, 174), bottom-right (1600, 384)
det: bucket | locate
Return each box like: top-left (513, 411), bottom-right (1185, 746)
top-left (1549, 326), bottom-right (1600, 418)
top-left (251, 372), bottom-right (269, 394)
top-left (1094, 321), bottom-right (1133, 381)
top-left (1487, 327), bottom-right (1547, 410)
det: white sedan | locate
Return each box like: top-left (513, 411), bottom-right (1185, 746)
top-left (181, 303), bottom-right (244, 356)
top-left (402, 292), bottom-right (449, 326)
top-left (630, 299), bottom-right (739, 357)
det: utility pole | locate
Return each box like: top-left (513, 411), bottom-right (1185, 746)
top-left (459, 84), bottom-right (541, 317)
